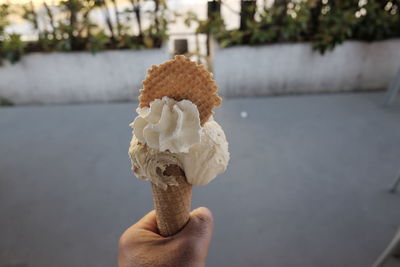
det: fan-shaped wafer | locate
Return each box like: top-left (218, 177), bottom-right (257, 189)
top-left (139, 55), bottom-right (221, 125)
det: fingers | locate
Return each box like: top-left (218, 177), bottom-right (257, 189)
top-left (119, 210), bottom-right (159, 255)
top-left (179, 207), bottom-right (214, 243)
top-left (189, 207), bottom-right (214, 237)
top-left (173, 207), bottom-right (213, 264)
top-left (132, 210), bottom-right (158, 232)
top-left (124, 207), bottom-right (214, 239)
top-left (119, 208), bottom-right (214, 267)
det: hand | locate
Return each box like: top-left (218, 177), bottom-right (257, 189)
top-left (118, 207), bottom-right (214, 267)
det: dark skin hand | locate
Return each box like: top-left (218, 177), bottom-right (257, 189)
top-left (119, 207), bottom-right (214, 267)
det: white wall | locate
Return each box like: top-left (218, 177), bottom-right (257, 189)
top-left (2, 40), bottom-right (399, 105)
top-left (214, 39), bottom-right (400, 97)
top-left (0, 48), bottom-right (167, 105)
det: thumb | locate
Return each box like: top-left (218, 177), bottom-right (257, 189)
top-left (177, 207), bottom-right (214, 255)
top-left (182, 207), bottom-right (214, 239)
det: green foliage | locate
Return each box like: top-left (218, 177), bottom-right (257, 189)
top-left (87, 30), bottom-right (110, 53)
top-left (0, 0), bottom-right (169, 63)
top-left (0, 5), bottom-right (25, 64)
top-left (247, 2), bottom-right (310, 45)
top-left (312, 2), bottom-right (359, 53)
top-left (353, 1), bottom-right (400, 40)
top-left (1, 33), bottom-right (26, 63)
top-left (0, 96), bottom-right (14, 106)
top-left (143, 0), bottom-right (169, 49)
top-left (0, 4), bottom-right (10, 64)
top-left (184, 10), bottom-right (228, 43)
top-left (0, 4), bottom-right (10, 35)
top-left (185, 0), bottom-right (400, 54)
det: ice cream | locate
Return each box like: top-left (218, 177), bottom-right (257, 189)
top-left (128, 55), bottom-right (228, 236)
top-left (129, 96), bottom-right (229, 189)
top-left (132, 96), bottom-right (201, 153)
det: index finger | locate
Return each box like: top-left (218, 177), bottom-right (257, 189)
top-left (132, 210), bottom-right (159, 233)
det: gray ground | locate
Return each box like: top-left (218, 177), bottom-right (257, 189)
top-left (0, 92), bottom-right (400, 267)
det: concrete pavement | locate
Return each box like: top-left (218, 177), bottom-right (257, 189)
top-left (0, 92), bottom-right (400, 267)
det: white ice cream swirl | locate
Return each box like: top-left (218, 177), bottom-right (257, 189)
top-left (129, 96), bottom-right (230, 187)
top-left (132, 96), bottom-right (201, 153)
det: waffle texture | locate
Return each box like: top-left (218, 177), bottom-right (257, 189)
top-left (139, 55), bottom-right (221, 125)
top-left (151, 165), bottom-right (192, 236)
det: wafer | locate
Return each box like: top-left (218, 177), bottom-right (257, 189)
top-left (139, 55), bottom-right (221, 125)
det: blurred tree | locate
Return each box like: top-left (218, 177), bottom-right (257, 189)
top-left (274, 0), bottom-right (289, 27)
top-left (22, 1), bottom-right (40, 36)
top-left (43, 2), bottom-right (56, 36)
top-left (307, 0), bottom-right (323, 38)
top-left (184, 0), bottom-right (400, 53)
top-left (154, 0), bottom-right (159, 33)
top-left (1, 33), bottom-right (26, 63)
top-left (206, 0), bottom-right (221, 55)
top-left (312, 0), bottom-right (359, 53)
top-left (145, 0), bottom-right (168, 48)
top-left (129, 0), bottom-right (143, 38)
top-left (110, 0), bottom-right (122, 37)
top-left (353, 0), bottom-right (400, 41)
top-left (3, 0), bottom-right (400, 63)
top-left (239, 0), bottom-right (256, 31)
top-left (66, 0), bottom-right (82, 50)
top-left (1, 0), bottom-right (169, 63)
top-left (0, 3), bottom-right (9, 36)
top-left (1, 4), bottom-right (25, 64)
top-left (94, 0), bottom-right (116, 42)
top-left (0, 3), bottom-right (10, 64)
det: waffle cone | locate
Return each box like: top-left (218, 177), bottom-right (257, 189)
top-left (151, 165), bottom-right (192, 237)
top-left (139, 55), bottom-right (221, 125)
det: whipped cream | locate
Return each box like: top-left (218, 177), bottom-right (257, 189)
top-left (132, 96), bottom-right (201, 153)
top-left (129, 118), bottom-right (229, 187)
top-left (129, 97), bottom-right (229, 187)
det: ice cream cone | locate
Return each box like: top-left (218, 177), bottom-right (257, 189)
top-left (151, 165), bottom-right (192, 237)
top-left (130, 55), bottom-right (228, 236)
